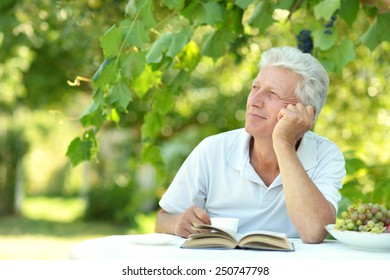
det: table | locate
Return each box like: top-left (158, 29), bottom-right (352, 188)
top-left (69, 234), bottom-right (390, 260)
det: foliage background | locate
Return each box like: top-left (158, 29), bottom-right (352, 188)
top-left (1, 0), bottom-right (390, 236)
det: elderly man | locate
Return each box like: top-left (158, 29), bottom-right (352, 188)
top-left (155, 46), bottom-right (346, 243)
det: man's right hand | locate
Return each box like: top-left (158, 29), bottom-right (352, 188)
top-left (174, 205), bottom-right (211, 237)
top-left (155, 206), bottom-right (211, 238)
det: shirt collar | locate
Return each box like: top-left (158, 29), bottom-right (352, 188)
top-left (227, 129), bottom-right (317, 172)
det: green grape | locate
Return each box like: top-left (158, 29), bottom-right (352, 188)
top-left (357, 205), bottom-right (366, 214)
top-left (375, 212), bottom-right (383, 221)
top-left (335, 201), bottom-right (389, 233)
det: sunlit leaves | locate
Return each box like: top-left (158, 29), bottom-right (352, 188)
top-left (314, 0), bottom-right (341, 20)
top-left (120, 19), bottom-right (150, 48)
top-left (202, 28), bottom-right (234, 60)
top-left (141, 112), bottom-right (164, 141)
top-left (80, 100), bottom-right (105, 128)
top-left (322, 38), bottom-right (356, 76)
top-left (248, 1), bottom-right (275, 33)
top-left (175, 41), bottom-right (201, 71)
top-left (339, 0), bottom-right (359, 27)
top-left (66, 130), bottom-right (98, 167)
top-left (146, 27), bottom-right (193, 64)
top-left (91, 58), bottom-right (116, 92)
top-left (234, 0), bottom-right (253, 10)
top-left (131, 65), bottom-right (161, 99)
top-left (107, 80), bottom-right (132, 111)
top-left (100, 25), bottom-right (122, 58)
top-left (359, 12), bottom-right (390, 51)
top-left (163, 0), bottom-right (185, 11)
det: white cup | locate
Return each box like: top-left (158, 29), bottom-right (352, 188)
top-left (210, 217), bottom-right (239, 233)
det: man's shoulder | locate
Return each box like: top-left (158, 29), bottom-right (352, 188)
top-left (305, 131), bottom-right (343, 154)
top-left (201, 128), bottom-right (244, 145)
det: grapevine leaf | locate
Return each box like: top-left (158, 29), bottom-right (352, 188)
top-left (234, 0), bottom-right (254, 9)
top-left (80, 100), bottom-right (105, 128)
top-left (119, 52), bottom-right (146, 79)
top-left (146, 32), bottom-right (174, 64)
top-left (322, 38), bottom-right (356, 76)
top-left (120, 19), bottom-right (150, 48)
top-left (314, 0), bottom-right (341, 20)
top-left (359, 13), bottom-right (390, 51)
top-left (100, 25), bottom-right (122, 58)
top-left (154, 90), bottom-right (174, 114)
top-left (132, 65), bottom-right (162, 99)
top-left (313, 28), bottom-right (338, 51)
top-left (181, 2), bottom-right (205, 26)
top-left (141, 143), bottom-right (163, 166)
top-left (339, 0), bottom-right (359, 27)
top-left (125, 0), bottom-right (156, 29)
top-left (163, 0), bottom-right (185, 10)
top-left (141, 112), bottom-right (164, 141)
top-left (92, 57), bottom-right (116, 91)
top-left (175, 40), bottom-right (201, 71)
top-left (108, 80), bottom-right (132, 110)
top-left (274, 0), bottom-right (295, 10)
top-left (248, 1), bottom-right (275, 33)
top-left (202, 2), bottom-right (225, 25)
top-left (166, 26), bottom-right (193, 58)
top-left (202, 28), bottom-right (234, 60)
top-left (66, 132), bottom-right (97, 166)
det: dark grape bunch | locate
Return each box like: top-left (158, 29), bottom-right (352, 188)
top-left (296, 29), bottom-right (313, 54)
top-left (334, 201), bottom-right (390, 233)
top-left (324, 15), bottom-right (337, 35)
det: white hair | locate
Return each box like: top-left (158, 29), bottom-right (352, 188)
top-left (259, 46), bottom-right (329, 120)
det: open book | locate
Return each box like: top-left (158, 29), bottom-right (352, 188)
top-left (181, 224), bottom-right (294, 251)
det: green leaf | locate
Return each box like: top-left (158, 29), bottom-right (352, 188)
top-left (66, 131), bottom-right (97, 166)
top-left (175, 40), bottom-right (201, 71)
top-left (132, 65), bottom-right (162, 98)
top-left (339, 0), bottom-right (359, 27)
top-left (202, 28), bottom-right (234, 60)
top-left (313, 27), bottom-right (338, 51)
top-left (345, 157), bottom-right (367, 175)
top-left (119, 52), bottom-right (146, 79)
top-left (146, 33), bottom-right (174, 64)
top-left (322, 38), bottom-right (356, 76)
top-left (100, 25), bottom-right (122, 58)
top-left (108, 80), bottom-right (132, 110)
top-left (234, 0), bottom-right (254, 9)
top-left (166, 26), bottom-right (193, 58)
top-left (154, 90), bottom-right (174, 114)
top-left (141, 143), bottom-right (163, 166)
top-left (80, 100), bottom-right (105, 128)
top-left (141, 112), bottom-right (164, 140)
top-left (92, 58), bottom-right (116, 91)
top-left (125, 0), bottom-right (156, 30)
top-left (181, 2), bottom-right (204, 26)
top-left (163, 0), bottom-right (185, 10)
top-left (248, 1), bottom-right (275, 33)
top-left (314, 0), bottom-right (341, 20)
top-left (202, 2), bottom-right (225, 25)
top-left (359, 13), bottom-right (390, 51)
top-left (120, 19), bottom-right (150, 48)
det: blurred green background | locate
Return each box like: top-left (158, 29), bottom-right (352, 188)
top-left (1, 0), bottom-right (389, 259)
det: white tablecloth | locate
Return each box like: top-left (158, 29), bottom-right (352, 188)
top-left (69, 234), bottom-right (390, 260)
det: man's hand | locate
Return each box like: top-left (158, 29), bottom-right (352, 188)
top-left (272, 103), bottom-right (315, 148)
top-left (174, 206), bottom-right (211, 238)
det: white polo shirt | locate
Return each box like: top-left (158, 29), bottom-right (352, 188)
top-left (159, 128), bottom-right (346, 237)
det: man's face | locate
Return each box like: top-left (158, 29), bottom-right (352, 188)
top-left (245, 66), bottom-right (300, 139)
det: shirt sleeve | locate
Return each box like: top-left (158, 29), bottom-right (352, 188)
top-left (159, 140), bottom-right (210, 214)
top-left (313, 141), bottom-right (346, 214)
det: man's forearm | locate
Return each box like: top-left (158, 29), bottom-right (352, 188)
top-left (155, 209), bottom-right (179, 235)
top-left (275, 142), bottom-right (335, 243)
